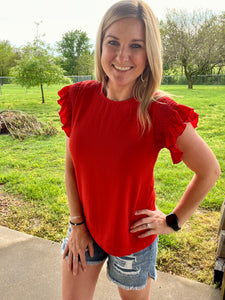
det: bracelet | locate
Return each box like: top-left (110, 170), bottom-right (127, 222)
top-left (70, 220), bottom-right (85, 226)
top-left (70, 216), bottom-right (82, 221)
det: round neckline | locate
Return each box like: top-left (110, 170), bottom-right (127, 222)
top-left (99, 83), bottom-right (138, 104)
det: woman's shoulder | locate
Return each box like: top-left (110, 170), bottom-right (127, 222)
top-left (60, 80), bottom-right (101, 94)
top-left (71, 80), bottom-right (101, 97)
top-left (153, 91), bottom-right (178, 106)
top-left (149, 92), bottom-right (178, 116)
top-left (76, 80), bottom-right (101, 90)
top-left (150, 91), bottom-right (198, 127)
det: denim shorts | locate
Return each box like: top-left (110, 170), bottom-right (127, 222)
top-left (61, 226), bottom-right (158, 290)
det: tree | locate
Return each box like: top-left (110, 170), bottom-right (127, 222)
top-left (76, 51), bottom-right (94, 75)
top-left (57, 30), bottom-right (92, 75)
top-left (11, 40), bottom-right (71, 103)
top-left (209, 12), bottom-right (225, 74)
top-left (0, 40), bottom-right (20, 77)
top-left (160, 10), bottom-right (225, 88)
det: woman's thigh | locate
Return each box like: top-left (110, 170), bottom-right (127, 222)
top-left (118, 276), bottom-right (151, 300)
top-left (62, 259), bottom-right (105, 300)
top-left (107, 237), bottom-right (158, 291)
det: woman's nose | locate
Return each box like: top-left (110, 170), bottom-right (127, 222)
top-left (116, 46), bottom-right (130, 63)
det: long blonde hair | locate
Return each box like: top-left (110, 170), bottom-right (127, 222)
top-left (95, 0), bottom-right (163, 131)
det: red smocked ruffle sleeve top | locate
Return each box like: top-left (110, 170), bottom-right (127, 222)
top-left (58, 80), bottom-right (198, 256)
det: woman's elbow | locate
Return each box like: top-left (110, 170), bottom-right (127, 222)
top-left (195, 158), bottom-right (221, 186)
top-left (213, 160), bottom-right (221, 181)
top-left (206, 159), bottom-right (221, 186)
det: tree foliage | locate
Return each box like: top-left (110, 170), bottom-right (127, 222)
top-left (160, 10), bottom-right (225, 88)
top-left (57, 30), bottom-right (93, 75)
top-left (0, 40), bottom-right (20, 76)
top-left (11, 40), bottom-right (71, 103)
top-left (76, 51), bottom-right (94, 75)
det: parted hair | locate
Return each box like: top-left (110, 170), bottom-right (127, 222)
top-left (95, 0), bottom-right (163, 131)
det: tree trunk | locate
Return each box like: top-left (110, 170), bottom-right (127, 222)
top-left (184, 66), bottom-right (193, 89)
top-left (217, 66), bottom-right (222, 75)
top-left (41, 84), bottom-right (45, 103)
top-left (187, 79), bottom-right (193, 89)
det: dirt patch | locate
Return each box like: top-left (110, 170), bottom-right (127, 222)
top-left (157, 208), bottom-right (220, 284)
top-left (0, 187), bottom-right (25, 220)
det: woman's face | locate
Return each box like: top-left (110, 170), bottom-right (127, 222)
top-left (101, 17), bottom-right (147, 93)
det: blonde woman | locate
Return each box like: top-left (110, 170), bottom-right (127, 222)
top-left (58, 1), bottom-right (220, 299)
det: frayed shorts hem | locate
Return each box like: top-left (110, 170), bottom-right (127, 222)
top-left (107, 272), bottom-right (157, 291)
top-left (85, 259), bottom-right (107, 266)
top-left (63, 255), bottom-right (106, 266)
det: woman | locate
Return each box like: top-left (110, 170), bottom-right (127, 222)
top-left (58, 1), bottom-right (220, 299)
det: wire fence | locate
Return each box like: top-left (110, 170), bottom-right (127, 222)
top-left (0, 74), bottom-right (225, 86)
top-left (66, 75), bottom-right (92, 83)
top-left (161, 74), bottom-right (225, 85)
top-left (0, 75), bottom-right (92, 86)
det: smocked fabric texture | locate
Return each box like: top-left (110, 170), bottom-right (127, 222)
top-left (58, 80), bottom-right (198, 256)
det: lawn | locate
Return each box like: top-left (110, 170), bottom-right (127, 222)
top-left (0, 84), bottom-right (224, 285)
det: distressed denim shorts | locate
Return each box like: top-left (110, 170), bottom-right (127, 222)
top-left (61, 226), bottom-right (158, 290)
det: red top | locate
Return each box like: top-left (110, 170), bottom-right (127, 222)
top-left (58, 80), bottom-right (198, 256)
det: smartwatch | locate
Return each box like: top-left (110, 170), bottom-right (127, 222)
top-left (166, 213), bottom-right (181, 231)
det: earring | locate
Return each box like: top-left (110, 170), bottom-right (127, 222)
top-left (141, 73), bottom-right (144, 83)
top-left (104, 73), bottom-right (108, 81)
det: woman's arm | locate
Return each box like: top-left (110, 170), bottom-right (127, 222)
top-left (63, 137), bottom-right (94, 275)
top-left (130, 123), bottom-right (221, 236)
top-left (173, 123), bottom-right (220, 227)
top-left (65, 136), bottom-right (83, 220)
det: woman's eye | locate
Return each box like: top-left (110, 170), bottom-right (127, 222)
top-left (108, 40), bottom-right (119, 46)
top-left (131, 44), bottom-right (142, 49)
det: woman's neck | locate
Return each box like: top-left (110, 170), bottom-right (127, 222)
top-left (105, 82), bottom-right (133, 101)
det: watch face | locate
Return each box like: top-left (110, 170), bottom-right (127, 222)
top-left (167, 213), bottom-right (176, 224)
top-left (166, 213), bottom-right (180, 231)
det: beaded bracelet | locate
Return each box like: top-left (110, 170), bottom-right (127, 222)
top-left (70, 220), bottom-right (85, 226)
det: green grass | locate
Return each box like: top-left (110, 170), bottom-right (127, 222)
top-left (156, 85), bottom-right (224, 211)
top-left (0, 84), bottom-right (224, 285)
top-left (0, 84), bottom-right (69, 240)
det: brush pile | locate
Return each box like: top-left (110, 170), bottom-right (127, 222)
top-left (0, 110), bottom-right (58, 140)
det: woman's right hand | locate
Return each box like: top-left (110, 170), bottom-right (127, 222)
top-left (63, 224), bottom-right (94, 276)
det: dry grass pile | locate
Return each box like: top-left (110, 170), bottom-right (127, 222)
top-left (0, 110), bottom-right (58, 140)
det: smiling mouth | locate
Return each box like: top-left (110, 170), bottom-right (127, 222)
top-left (113, 64), bottom-right (133, 71)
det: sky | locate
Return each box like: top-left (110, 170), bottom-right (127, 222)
top-left (1, 0), bottom-right (225, 47)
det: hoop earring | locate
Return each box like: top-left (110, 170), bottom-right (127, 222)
top-left (104, 73), bottom-right (109, 83)
top-left (141, 73), bottom-right (144, 83)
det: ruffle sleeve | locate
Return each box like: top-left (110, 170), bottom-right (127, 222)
top-left (57, 83), bottom-right (80, 137)
top-left (152, 97), bottom-right (199, 164)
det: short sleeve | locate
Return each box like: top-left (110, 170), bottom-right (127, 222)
top-left (152, 97), bottom-right (199, 164)
top-left (57, 83), bottom-right (80, 137)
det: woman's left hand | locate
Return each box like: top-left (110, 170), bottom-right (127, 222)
top-left (130, 208), bottom-right (174, 238)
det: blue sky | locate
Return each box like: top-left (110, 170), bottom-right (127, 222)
top-left (1, 0), bottom-right (225, 47)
